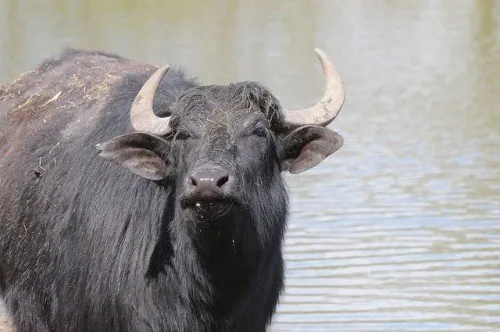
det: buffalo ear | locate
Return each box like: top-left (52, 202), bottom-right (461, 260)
top-left (279, 126), bottom-right (343, 174)
top-left (97, 133), bottom-right (171, 180)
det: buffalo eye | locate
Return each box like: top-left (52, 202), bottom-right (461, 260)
top-left (253, 126), bottom-right (267, 138)
top-left (175, 130), bottom-right (191, 141)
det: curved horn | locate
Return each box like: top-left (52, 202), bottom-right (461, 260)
top-left (130, 65), bottom-right (172, 135)
top-left (283, 48), bottom-right (345, 127)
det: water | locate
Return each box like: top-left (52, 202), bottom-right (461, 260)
top-left (1, 1), bottom-right (499, 331)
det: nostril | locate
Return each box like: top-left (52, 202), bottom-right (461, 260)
top-left (190, 176), bottom-right (198, 186)
top-left (216, 174), bottom-right (229, 188)
top-left (189, 169), bottom-right (231, 191)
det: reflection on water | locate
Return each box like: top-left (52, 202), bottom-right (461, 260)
top-left (1, 0), bottom-right (500, 331)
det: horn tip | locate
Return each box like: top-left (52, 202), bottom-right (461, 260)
top-left (313, 48), bottom-right (331, 66)
top-left (314, 48), bottom-right (326, 57)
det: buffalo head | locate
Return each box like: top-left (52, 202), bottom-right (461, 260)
top-left (97, 49), bottom-right (344, 223)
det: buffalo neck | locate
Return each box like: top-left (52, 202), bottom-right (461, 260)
top-left (171, 210), bottom-right (265, 314)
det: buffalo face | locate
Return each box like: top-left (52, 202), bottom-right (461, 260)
top-left (171, 83), bottom-right (284, 221)
top-left (98, 49), bottom-right (344, 226)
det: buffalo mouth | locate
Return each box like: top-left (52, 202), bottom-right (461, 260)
top-left (180, 196), bottom-right (238, 220)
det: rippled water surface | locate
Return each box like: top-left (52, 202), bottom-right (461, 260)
top-left (1, 1), bottom-right (500, 331)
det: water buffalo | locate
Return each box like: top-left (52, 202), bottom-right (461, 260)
top-left (0, 48), bottom-right (345, 331)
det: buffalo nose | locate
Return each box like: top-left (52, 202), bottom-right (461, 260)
top-left (189, 168), bottom-right (230, 197)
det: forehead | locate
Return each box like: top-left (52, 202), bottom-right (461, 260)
top-left (171, 84), bottom-right (268, 130)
